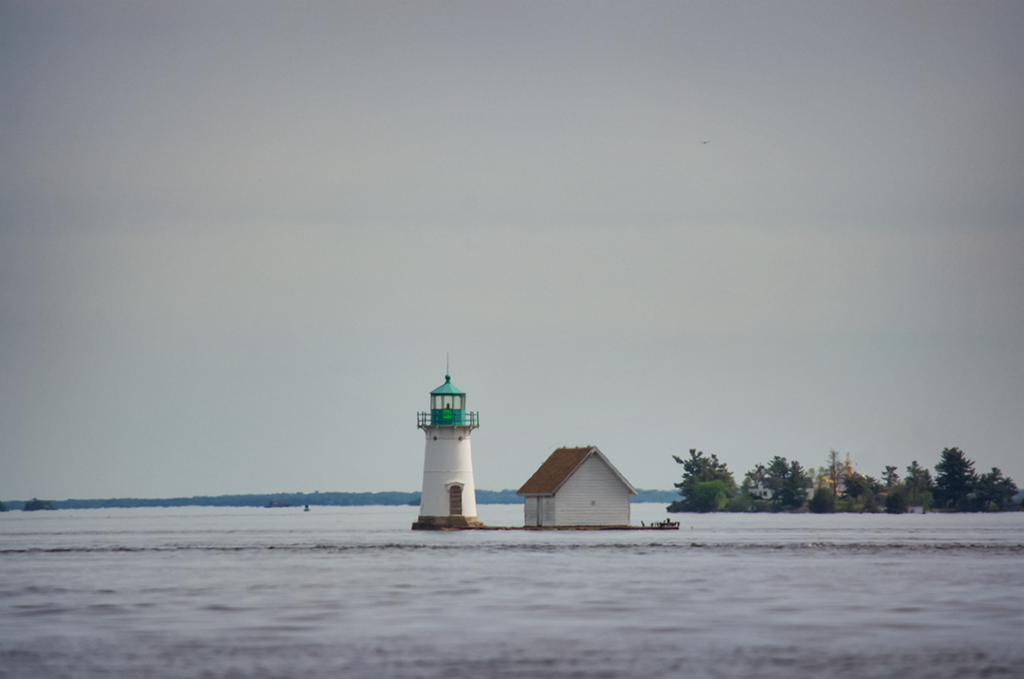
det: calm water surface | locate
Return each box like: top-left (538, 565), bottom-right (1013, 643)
top-left (2, 505), bottom-right (1021, 678)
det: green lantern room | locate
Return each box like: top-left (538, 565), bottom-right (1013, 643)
top-left (418, 374), bottom-right (479, 428)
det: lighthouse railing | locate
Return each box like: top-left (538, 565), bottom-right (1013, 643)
top-left (417, 411), bottom-right (479, 428)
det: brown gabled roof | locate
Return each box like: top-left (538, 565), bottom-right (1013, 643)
top-left (516, 446), bottom-right (595, 495)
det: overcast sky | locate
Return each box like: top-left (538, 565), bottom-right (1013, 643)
top-left (2, 0), bottom-right (1022, 502)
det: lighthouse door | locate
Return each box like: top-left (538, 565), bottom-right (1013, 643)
top-left (449, 486), bottom-right (463, 515)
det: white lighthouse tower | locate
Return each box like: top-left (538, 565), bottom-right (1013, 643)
top-left (412, 373), bottom-right (483, 530)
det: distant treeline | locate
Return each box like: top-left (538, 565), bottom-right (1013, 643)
top-left (668, 446), bottom-right (1021, 514)
top-left (1, 488), bottom-right (677, 511)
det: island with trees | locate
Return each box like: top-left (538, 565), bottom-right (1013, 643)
top-left (667, 447), bottom-right (1020, 513)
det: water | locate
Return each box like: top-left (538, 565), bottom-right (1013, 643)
top-left (2, 505), bottom-right (1022, 678)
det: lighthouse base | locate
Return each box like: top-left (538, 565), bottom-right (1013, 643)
top-left (411, 515), bottom-right (485, 530)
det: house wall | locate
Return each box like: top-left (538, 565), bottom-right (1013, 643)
top-left (540, 496), bottom-right (555, 525)
top-left (524, 496), bottom-right (539, 526)
top-left (549, 455), bottom-right (631, 526)
top-left (751, 482), bottom-right (773, 500)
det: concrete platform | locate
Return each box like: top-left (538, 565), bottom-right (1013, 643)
top-left (411, 515), bottom-right (485, 530)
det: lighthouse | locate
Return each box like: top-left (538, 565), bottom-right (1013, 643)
top-left (412, 373), bottom-right (484, 530)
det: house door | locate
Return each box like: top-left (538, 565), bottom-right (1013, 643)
top-left (449, 486), bottom-right (463, 515)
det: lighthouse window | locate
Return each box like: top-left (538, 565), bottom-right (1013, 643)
top-left (432, 395), bottom-right (462, 409)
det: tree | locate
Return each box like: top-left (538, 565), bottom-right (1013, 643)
top-left (764, 456), bottom-right (791, 506)
top-left (842, 471), bottom-right (869, 502)
top-left (689, 480), bottom-right (730, 512)
top-left (934, 447), bottom-right (977, 510)
top-left (864, 475), bottom-right (883, 496)
top-left (974, 468), bottom-right (1018, 511)
top-left (724, 492), bottom-right (753, 512)
top-left (809, 488), bottom-right (836, 513)
top-left (759, 457), bottom-right (808, 509)
top-left (742, 464), bottom-right (766, 495)
top-left (825, 450), bottom-right (843, 497)
top-left (781, 460), bottom-right (809, 509)
top-left (883, 466), bottom-right (900, 489)
top-left (904, 460), bottom-right (934, 509)
top-left (670, 449), bottom-right (736, 512)
top-left (885, 487), bottom-right (908, 514)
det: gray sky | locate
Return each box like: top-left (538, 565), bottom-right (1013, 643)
top-left (2, 0), bottom-right (1022, 501)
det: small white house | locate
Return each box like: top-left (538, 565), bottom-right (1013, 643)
top-left (749, 480), bottom-right (773, 500)
top-left (516, 446), bottom-right (638, 527)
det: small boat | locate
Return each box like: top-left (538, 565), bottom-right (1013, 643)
top-left (644, 519), bottom-right (680, 529)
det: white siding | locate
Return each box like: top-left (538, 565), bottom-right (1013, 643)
top-left (550, 454), bottom-right (631, 526)
top-left (524, 496), bottom-right (539, 526)
top-left (540, 496), bottom-right (555, 525)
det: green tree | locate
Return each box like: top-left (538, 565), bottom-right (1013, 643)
top-left (842, 471), bottom-right (869, 502)
top-left (859, 475), bottom-right (883, 512)
top-left (885, 487), bottom-right (909, 514)
top-left (690, 480), bottom-right (730, 512)
top-left (809, 487), bottom-right (836, 513)
top-left (762, 456), bottom-right (790, 506)
top-left (759, 457), bottom-right (808, 509)
top-left (883, 466), bottom-right (900, 489)
top-left (904, 461), bottom-right (934, 509)
top-left (742, 464), bottom-right (766, 494)
top-left (934, 447), bottom-right (977, 510)
top-left (974, 468), bottom-right (1018, 511)
top-left (724, 493), bottom-right (753, 512)
top-left (864, 475), bottom-right (883, 496)
top-left (670, 449), bottom-right (736, 512)
top-left (781, 460), bottom-right (809, 508)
